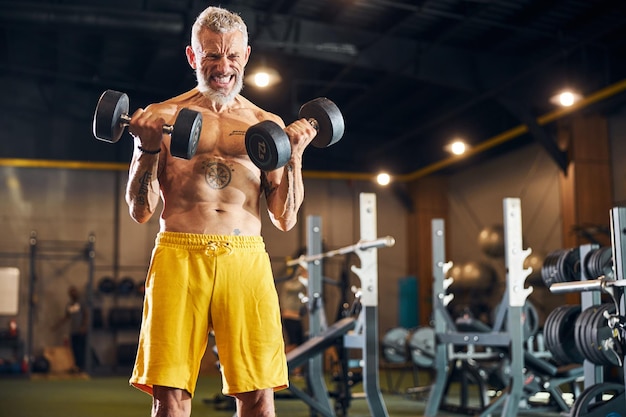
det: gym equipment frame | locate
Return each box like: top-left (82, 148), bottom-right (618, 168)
top-left (425, 198), bottom-right (583, 417)
top-left (285, 192), bottom-right (393, 417)
top-left (548, 206), bottom-right (626, 415)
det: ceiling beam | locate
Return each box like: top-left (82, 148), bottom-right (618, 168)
top-left (497, 97), bottom-right (569, 173)
top-left (0, 2), bottom-right (185, 35)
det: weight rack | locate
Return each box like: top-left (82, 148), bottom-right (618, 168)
top-left (425, 198), bottom-right (574, 417)
top-left (285, 192), bottom-right (391, 417)
top-left (548, 206), bottom-right (626, 414)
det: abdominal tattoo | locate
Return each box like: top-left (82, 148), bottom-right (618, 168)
top-left (202, 161), bottom-right (232, 189)
top-left (137, 171), bottom-right (152, 205)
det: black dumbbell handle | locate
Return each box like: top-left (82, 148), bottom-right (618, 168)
top-left (119, 114), bottom-right (175, 134)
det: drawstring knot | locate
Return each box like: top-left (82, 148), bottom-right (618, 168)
top-left (205, 241), bottom-right (233, 256)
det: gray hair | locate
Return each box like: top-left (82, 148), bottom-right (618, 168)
top-left (191, 6), bottom-right (248, 49)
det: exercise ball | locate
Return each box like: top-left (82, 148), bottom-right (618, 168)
top-left (461, 261), bottom-right (497, 289)
top-left (447, 261), bottom-right (496, 291)
top-left (445, 263), bottom-right (464, 282)
top-left (478, 224), bottom-right (505, 258)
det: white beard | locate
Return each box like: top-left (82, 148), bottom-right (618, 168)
top-left (196, 70), bottom-right (243, 106)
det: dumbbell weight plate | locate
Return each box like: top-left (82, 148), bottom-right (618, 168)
top-left (93, 90), bottom-right (129, 143)
top-left (299, 97), bottom-right (345, 148)
top-left (170, 108), bottom-right (202, 160)
top-left (245, 120), bottom-right (291, 171)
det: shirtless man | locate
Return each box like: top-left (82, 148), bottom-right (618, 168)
top-left (125, 6), bottom-right (316, 417)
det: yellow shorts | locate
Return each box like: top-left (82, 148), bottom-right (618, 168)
top-left (130, 232), bottom-right (288, 397)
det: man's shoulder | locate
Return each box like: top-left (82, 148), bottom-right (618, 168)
top-left (141, 90), bottom-right (199, 119)
top-left (156, 89), bottom-right (200, 108)
top-left (236, 95), bottom-right (283, 125)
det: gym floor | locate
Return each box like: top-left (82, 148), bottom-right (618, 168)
top-left (0, 371), bottom-right (566, 417)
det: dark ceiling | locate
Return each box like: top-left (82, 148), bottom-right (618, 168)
top-left (1, 0), bottom-right (626, 177)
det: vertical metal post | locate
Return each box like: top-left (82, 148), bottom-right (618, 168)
top-left (26, 231), bottom-right (38, 377)
top-left (352, 192), bottom-right (389, 417)
top-left (579, 243), bottom-right (603, 387)
top-left (500, 198), bottom-right (533, 417)
top-left (84, 233), bottom-right (96, 375)
top-left (425, 218), bottom-right (450, 417)
top-left (305, 215), bottom-right (334, 417)
top-left (609, 207), bottom-right (626, 404)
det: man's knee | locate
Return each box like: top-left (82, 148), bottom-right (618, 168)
top-left (234, 389), bottom-right (275, 417)
top-left (152, 386), bottom-right (192, 417)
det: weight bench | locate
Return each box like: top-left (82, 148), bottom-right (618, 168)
top-left (279, 317), bottom-right (358, 417)
top-left (286, 317), bottom-right (356, 371)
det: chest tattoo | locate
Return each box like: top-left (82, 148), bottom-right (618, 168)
top-left (202, 161), bottom-right (232, 189)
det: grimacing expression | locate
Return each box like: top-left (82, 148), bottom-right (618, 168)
top-left (187, 29), bottom-right (250, 105)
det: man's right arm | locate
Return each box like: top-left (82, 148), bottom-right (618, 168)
top-left (125, 106), bottom-right (166, 223)
top-left (125, 147), bottom-right (162, 223)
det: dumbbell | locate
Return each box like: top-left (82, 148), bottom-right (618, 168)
top-left (245, 97), bottom-right (345, 170)
top-left (92, 90), bottom-right (202, 160)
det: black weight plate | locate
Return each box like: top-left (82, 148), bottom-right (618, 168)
top-left (582, 305), bottom-right (606, 365)
top-left (549, 307), bottom-right (569, 364)
top-left (584, 305), bottom-right (606, 365)
top-left (98, 276), bottom-right (116, 294)
top-left (117, 276), bottom-right (136, 295)
top-left (570, 382), bottom-right (625, 417)
top-left (245, 120), bottom-right (291, 170)
top-left (590, 303), bottom-right (619, 366)
top-left (555, 305), bottom-right (584, 364)
top-left (556, 247), bottom-right (580, 283)
top-left (93, 90), bottom-right (129, 143)
top-left (543, 307), bottom-right (558, 358)
top-left (561, 306), bottom-right (584, 364)
top-left (545, 305), bottom-right (576, 364)
top-left (575, 306), bottom-right (597, 364)
top-left (171, 108), bottom-right (202, 160)
top-left (586, 246), bottom-right (613, 280)
top-left (550, 306), bottom-right (572, 363)
top-left (299, 97), bottom-right (345, 148)
top-left (541, 249), bottom-right (563, 287)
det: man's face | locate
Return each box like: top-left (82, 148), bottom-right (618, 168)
top-left (187, 28), bottom-right (250, 105)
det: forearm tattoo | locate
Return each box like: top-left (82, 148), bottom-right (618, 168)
top-left (137, 171), bottom-right (152, 206)
top-left (285, 163), bottom-right (296, 212)
top-left (261, 172), bottom-right (277, 196)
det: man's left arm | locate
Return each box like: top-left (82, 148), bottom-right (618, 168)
top-left (264, 119), bottom-right (316, 231)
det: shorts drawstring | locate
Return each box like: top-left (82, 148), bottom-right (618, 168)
top-left (205, 241), bottom-right (233, 256)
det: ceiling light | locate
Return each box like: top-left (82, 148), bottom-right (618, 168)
top-left (445, 139), bottom-right (469, 156)
top-left (245, 66), bottom-right (281, 88)
top-left (376, 172), bottom-right (391, 186)
top-left (550, 89), bottom-right (582, 107)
